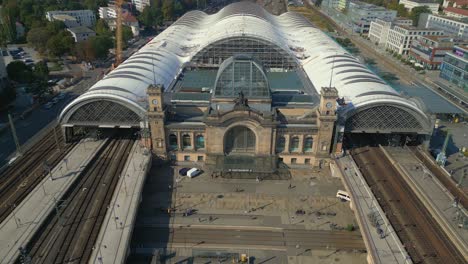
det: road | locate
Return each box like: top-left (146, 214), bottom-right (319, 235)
top-left (0, 38), bottom-right (150, 167)
top-left (132, 226), bottom-right (365, 251)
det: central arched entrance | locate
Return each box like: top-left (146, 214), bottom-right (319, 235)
top-left (224, 126), bottom-right (256, 154)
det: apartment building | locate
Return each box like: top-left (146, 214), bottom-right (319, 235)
top-left (369, 18), bottom-right (415, 46)
top-left (420, 13), bottom-right (468, 38)
top-left (444, 7), bottom-right (468, 19)
top-left (348, 1), bottom-right (397, 34)
top-left (46, 10), bottom-right (96, 28)
top-left (399, 0), bottom-right (440, 13)
top-left (67, 26), bottom-right (96, 42)
top-left (131, 0), bottom-right (151, 12)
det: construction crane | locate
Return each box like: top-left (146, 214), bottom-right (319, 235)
top-left (114, 0), bottom-right (124, 68)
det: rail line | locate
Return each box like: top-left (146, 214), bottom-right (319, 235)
top-left (351, 146), bottom-right (465, 264)
top-left (23, 136), bottom-right (134, 264)
top-left (0, 125), bottom-right (77, 223)
top-left (409, 146), bottom-right (468, 208)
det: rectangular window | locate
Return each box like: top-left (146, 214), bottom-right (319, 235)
top-left (197, 156), bottom-right (204, 161)
top-left (291, 158), bottom-right (297, 164)
top-left (305, 158), bottom-right (311, 164)
top-left (184, 155), bottom-right (190, 161)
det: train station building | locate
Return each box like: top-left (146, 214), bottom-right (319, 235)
top-left (59, 2), bottom-right (433, 173)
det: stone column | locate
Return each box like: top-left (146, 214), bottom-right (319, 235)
top-left (298, 134), bottom-right (304, 154)
top-left (177, 131), bottom-right (182, 151)
top-left (284, 134), bottom-right (290, 154)
top-left (191, 132), bottom-right (195, 150)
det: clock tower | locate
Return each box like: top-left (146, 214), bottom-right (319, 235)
top-left (147, 84), bottom-right (167, 158)
top-left (315, 87), bottom-right (338, 163)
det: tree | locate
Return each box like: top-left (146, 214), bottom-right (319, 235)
top-left (410, 6), bottom-right (432, 26)
top-left (122, 25), bottom-right (133, 45)
top-left (47, 30), bottom-right (74, 57)
top-left (74, 40), bottom-right (96, 61)
top-left (95, 19), bottom-right (111, 36)
top-left (162, 0), bottom-right (174, 21)
top-left (91, 35), bottom-right (113, 59)
top-left (27, 27), bottom-right (50, 53)
top-left (33, 61), bottom-right (49, 82)
top-left (139, 6), bottom-right (154, 27)
top-left (6, 61), bottom-right (33, 83)
top-left (46, 21), bottom-right (66, 33)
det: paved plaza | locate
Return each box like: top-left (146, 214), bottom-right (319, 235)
top-left (129, 164), bottom-right (367, 263)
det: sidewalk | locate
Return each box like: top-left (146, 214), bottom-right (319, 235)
top-left (88, 143), bottom-right (151, 264)
top-left (0, 138), bottom-right (106, 264)
top-left (334, 156), bottom-right (411, 264)
top-left (383, 146), bottom-right (468, 260)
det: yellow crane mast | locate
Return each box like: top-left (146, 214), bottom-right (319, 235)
top-left (115, 0), bottom-right (124, 68)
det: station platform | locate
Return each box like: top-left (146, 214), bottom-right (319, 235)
top-left (0, 139), bottom-right (106, 264)
top-left (382, 146), bottom-right (468, 260)
top-left (333, 155), bottom-right (411, 264)
top-left (88, 143), bottom-right (151, 264)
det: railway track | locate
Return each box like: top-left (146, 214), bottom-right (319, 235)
top-left (409, 146), bottom-right (468, 208)
top-left (24, 136), bottom-right (134, 264)
top-left (132, 227), bottom-right (365, 251)
top-left (0, 125), bottom-right (77, 224)
top-left (351, 146), bottom-right (465, 264)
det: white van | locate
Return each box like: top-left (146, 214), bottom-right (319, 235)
top-left (187, 168), bottom-right (201, 178)
top-left (336, 190), bottom-right (351, 201)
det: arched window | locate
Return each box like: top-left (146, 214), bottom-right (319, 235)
top-left (276, 136), bottom-right (285, 152)
top-left (290, 136), bottom-right (299, 152)
top-left (169, 134), bottom-right (178, 150)
top-left (196, 135), bottom-right (205, 149)
top-left (304, 137), bottom-right (313, 152)
top-left (182, 134), bottom-right (191, 149)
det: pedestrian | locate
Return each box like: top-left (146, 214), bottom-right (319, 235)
top-left (209, 216), bottom-right (213, 222)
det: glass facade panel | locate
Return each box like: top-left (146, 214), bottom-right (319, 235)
top-left (276, 136), bottom-right (285, 152)
top-left (182, 134), bottom-right (191, 149)
top-left (196, 135), bottom-right (205, 149)
top-left (169, 134), bottom-right (178, 150)
top-left (290, 137), bottom-right (299, 152)
top-left (225, 126), bottom-right (256, 154)
top-left (304, 137), bottom-right (313, 152)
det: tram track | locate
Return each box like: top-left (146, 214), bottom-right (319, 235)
top-left (0, 125), bottom-right (77, 224)
top-left (23, 135), bottom-right (134, 264)
top-left (351, 146), bottom-right (465, 264)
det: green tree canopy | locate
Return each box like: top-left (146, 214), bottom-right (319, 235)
top-left (410, 6), bottom-right (432, 26)
top-left (6, 61), bottom-right (33, 83)
top-left (27, 27), bottom-right (50, 53)
top-left (47, 30), bottom-right (74, 57)
top-left (162, 0), bottom-right (174, 21)
top-left (33, 60), bottom-right (49, 82)
top-left (95, 19), bottom-right (111, 36)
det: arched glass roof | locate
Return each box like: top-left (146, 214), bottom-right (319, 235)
top-left (60, 1), bottom-right (430, 132)
top-left (213, 55), bottom-right (270, 98)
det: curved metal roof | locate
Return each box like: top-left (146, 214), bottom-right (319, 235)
top-left (60, 1), bottom-right (429, 128)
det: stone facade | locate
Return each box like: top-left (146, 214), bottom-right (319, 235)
top-left (147, 85), bottom-right (338, 169)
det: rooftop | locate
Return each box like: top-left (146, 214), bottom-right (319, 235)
top-left (52, 14), bottom-right (77, 21)
top-left (444, 7), bottom-right (468, 17)
top-left (67, 26), bottom-right (95, 34)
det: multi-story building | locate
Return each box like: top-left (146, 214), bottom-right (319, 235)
top-left (131, 0), bottom-right (151, 12)
top-left (420, 14), bottom-right (468, 38)
top-left (369, 18), bottom-right (414, 46)
top-left (46, 10), bottom-right (96, 28)
top-left (440, 45), bottom-right (468, 91)
top-left (66, 26), bottom-right (96, 42)
top-left (105, 13), bottom-right (140, 37)
top-left (51, 14), bottom-right (80, 28)
top-left (348, 1), bottom-right (397, 34)
top-left (444, 6), bottom-right (468, 19)
top-left (99, 1), bottom-right (132, 19)
top-left (442, 0), bottom-right (468, 8)
top-left (386, 25), bottom-right (444, 55)
top-left (409, 35), bottom-right (459, 69)
top-left (399, 0), bottom-right (440, 13)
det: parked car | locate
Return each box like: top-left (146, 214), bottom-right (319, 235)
top-left (187, 168), bottom-right (201, 178)
top-left (178, 167), bottom-right (190, 176)
top-left (336, 190), bottom-right (351, 202)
